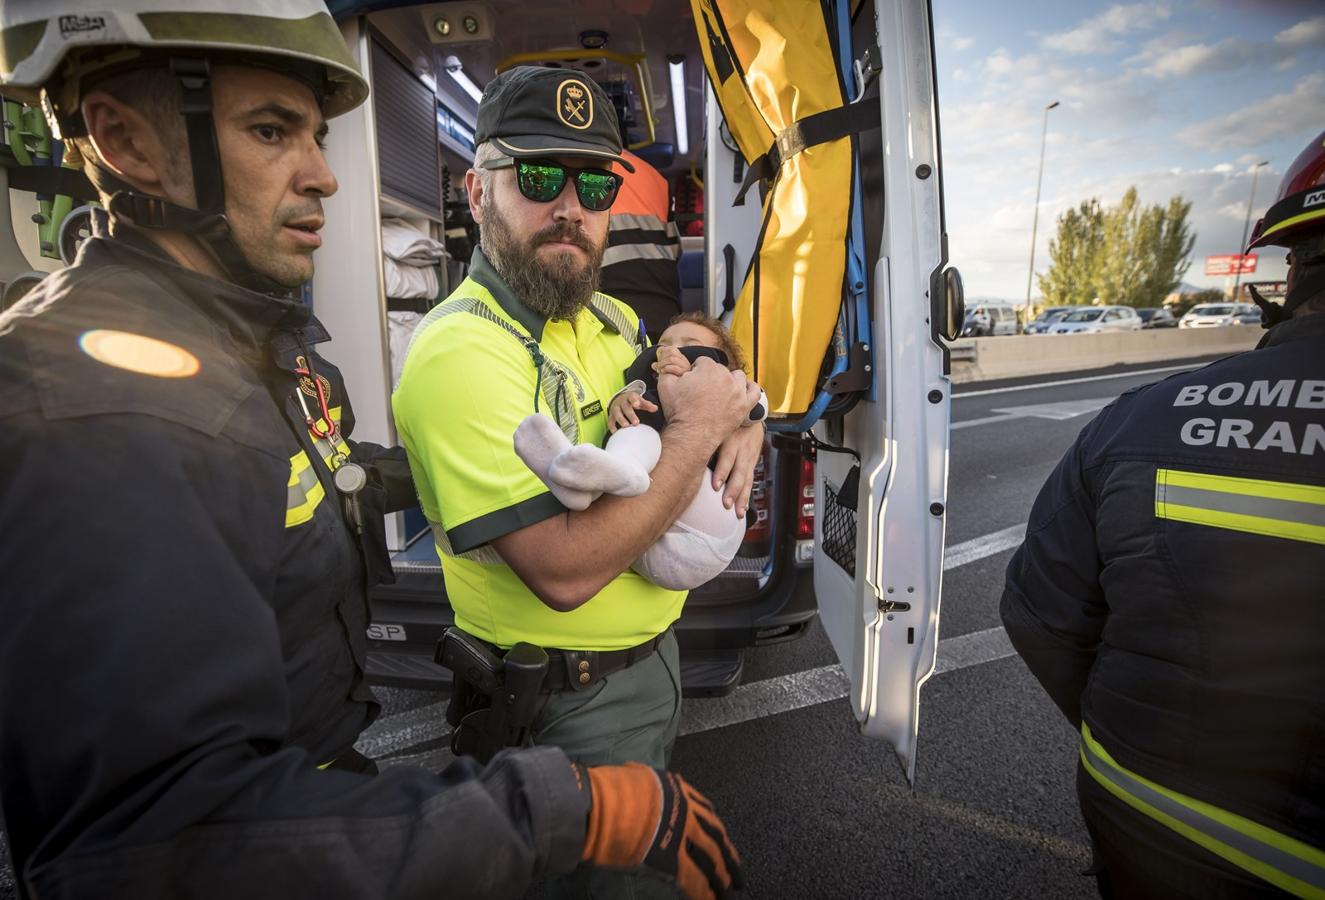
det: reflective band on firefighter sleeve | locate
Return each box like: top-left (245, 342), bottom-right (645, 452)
top-left (312, 406), bottom-right (353, 468)
top-left (286, 450), bottom-right (324, 527)
top-left (1081, 723), bottom-right (1325, 899)
top-left (285, 406), bottom-right (350, 527)
top-left (1155, 468), bottom-right (1325, 545)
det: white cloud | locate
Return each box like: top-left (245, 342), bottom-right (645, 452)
top-left (952, 35), bottom-right (975, 51)
top-left (1140, 41), bottom-right (1222, 78)
top-left (1213, 163), bottom-right (1234, 173)
top-left (1276, 15), bottom-right (1325, 48)
top-left (1134, 15), bottom-right (1325, 79)
top-left (1177, 73), bottom-right (1325, 150)
top-left (1042, 3), bottom-right (1172, 55)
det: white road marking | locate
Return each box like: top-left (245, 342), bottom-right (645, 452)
top-left (358, 524), bottom-right (1030, 755)
top-left (953, 395), bottom-right (1116, 429)
top-left (680, 626), bottom-right (1015, 736)
top-left (993, 397), bottom-right (1114, 421)
top-left (356, 702), bottom-right (452, 760)
top-left (953, 362), bottom-right (1205, 399)
top-left (943, 523), bottom-right (1026, 568)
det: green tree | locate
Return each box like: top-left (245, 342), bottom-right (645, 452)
top-left (1037, 199), bottom-right (1103, 307)
top-left (1136, 196), bottom-right (1196, 307)
top-left (1038, 187), bottom-right (1196, 308)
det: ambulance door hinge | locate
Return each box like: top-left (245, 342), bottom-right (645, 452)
top-left (825, 341), bottom-right (873, 395)
top-left (853, 46), bottom-right (882, 101)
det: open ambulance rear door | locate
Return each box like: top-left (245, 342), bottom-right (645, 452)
top-left (817, 0), bottom-right (954, 785)
top-left (695, 0), bottom-right (957, 784)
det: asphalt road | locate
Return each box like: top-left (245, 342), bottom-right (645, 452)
top-left (0, 355), bottom-right (1228, 900)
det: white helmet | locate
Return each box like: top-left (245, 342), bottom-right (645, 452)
top-left (0, 0), bottom-right (368, 127)
top-left (0, 0), bottom-right (368, 295)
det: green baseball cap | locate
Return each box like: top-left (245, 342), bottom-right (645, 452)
top-left (475, 66), bottom-right (635, 173)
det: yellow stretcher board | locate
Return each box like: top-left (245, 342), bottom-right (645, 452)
top-left (691, 0), bottom-right (857, 417)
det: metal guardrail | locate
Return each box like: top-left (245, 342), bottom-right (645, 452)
top-left (947, 340), bottom-right (977, 363)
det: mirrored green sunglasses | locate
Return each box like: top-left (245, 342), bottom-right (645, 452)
top-left (484, 157), bottom-right (623, 211)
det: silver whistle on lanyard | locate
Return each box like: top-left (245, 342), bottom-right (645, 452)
top-left (332, 459), bottom-right (368, 535)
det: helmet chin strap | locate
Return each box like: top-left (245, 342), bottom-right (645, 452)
top-left (1249, 261), bottom-right (1325, 328)
top-left (94, 56), bottom-right (294, 297)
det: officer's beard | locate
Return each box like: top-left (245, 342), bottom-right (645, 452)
top-left (480, 196), bottom-right (605, 322)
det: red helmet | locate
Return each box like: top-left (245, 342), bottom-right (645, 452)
top-left (1247, 130), bottom-right (1325, 251)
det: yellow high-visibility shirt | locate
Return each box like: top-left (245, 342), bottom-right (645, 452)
top-left (393, 249), bottom-right (684, 650)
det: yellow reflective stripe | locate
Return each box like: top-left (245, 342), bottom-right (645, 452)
top-left (1155, 468), bottom-right (1325, 546)
top-left (286, 450), bottom-right (325, 527)
top-left (1081, 724), bottom-right (1325, 899)
top-left (1259, 208), bottom-right (1325, 242)
top-left (311, 406), bottom-right (352, 468)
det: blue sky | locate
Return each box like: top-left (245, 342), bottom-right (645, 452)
top-left (930, 0), bottom-right (1324, 301)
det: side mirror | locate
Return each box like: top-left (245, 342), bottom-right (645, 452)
top-left (941, 266), bottom-right (965, 341)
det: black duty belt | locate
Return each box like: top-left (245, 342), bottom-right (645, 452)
top-left (449, 628), bottom-right (669, 694)
top-left (542, 630), bottom-right (669, 692)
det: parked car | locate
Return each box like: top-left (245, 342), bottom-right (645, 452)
top-left (1137, 307), bottom-right (1177, 329)
top-left (1049, 305), bottom-right (1143, 334)
top-left (1234, 304), bottom-right (1264, 325)
top-left (1025, 306), bottom-right (1077, 334)
top-left (960, 303), bottom-right (1020, 336)
top-left (1179, 303), bottom-right (1259, 328)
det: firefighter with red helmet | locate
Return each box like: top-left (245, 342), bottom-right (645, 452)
top-left (1002, 131), bottom-right (1325, 899)
top-left (1246, 131), bottom-right (1325, 330)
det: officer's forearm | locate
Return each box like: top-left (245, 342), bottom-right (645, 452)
top-left (494, 421), bottom-right (721, 610)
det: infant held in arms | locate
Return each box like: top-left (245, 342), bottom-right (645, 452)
top-left (515, 312), bottom-right (766, 590)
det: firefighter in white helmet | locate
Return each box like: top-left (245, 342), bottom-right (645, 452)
top-left (0, 3), bottom-right (742, 897)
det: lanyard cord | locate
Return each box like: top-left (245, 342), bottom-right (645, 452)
top-left (521, 337), bottom-right (545, 415)
top-left (293, 342), bottom-right (338, 442)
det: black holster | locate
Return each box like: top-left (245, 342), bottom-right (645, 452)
top-left (436, 628), bottom-right (549, 764)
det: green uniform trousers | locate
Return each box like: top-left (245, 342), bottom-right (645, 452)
top-left (537, 629), bottom-right (684, 899)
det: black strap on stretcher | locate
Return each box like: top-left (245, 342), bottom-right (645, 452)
top-left (0, 151), bottom-right (97, 202)
top-left (734, 101), bottom-right (881, 206)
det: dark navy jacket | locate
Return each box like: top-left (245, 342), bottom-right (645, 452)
top-left (0, 232), bottom-right (586, 897)
top-left (1001, 315), bottom-right (1325, 851)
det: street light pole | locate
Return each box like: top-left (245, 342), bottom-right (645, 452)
top-left (1024, 100), bottom-right (1059, 325)
top-left (1233, 160), bottom-right (1268, 302)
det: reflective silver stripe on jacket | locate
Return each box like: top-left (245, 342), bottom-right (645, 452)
top-left (428, 517), bottom-right (505, 565)
top-left (602, 242), bottom-right (681, 266)
top-left (1080, 723), bottom-right (1325, 898)
top-left (1155, 468), bottom-right (1325, 546)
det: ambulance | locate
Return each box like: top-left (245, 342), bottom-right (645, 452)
top-left (0, 0), bottom-right (962, 781)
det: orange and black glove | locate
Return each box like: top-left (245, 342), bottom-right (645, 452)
top-left (576, 762), bottom-right (744, 899)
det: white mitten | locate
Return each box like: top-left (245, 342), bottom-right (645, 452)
top-left (514, 413), bottom-right (596, 511)
top-left (546, 426), bottom-right (658, 497)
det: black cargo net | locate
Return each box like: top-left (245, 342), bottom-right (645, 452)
top-left (821, 477), bottom-right (857, 576)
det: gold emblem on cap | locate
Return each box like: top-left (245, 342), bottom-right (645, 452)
top-left (78, 329), bottom-right (200, 378)
top-left (557, 78), bottom-right (593, 130)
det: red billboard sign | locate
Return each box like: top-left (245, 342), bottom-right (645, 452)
top-left (1205, 254), bottom-right (1258, 276)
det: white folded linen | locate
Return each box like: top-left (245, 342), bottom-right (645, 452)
top-left (381, 218), bottom-right (447, 265)
top-left (384, 257), bottom-right (439, 299)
